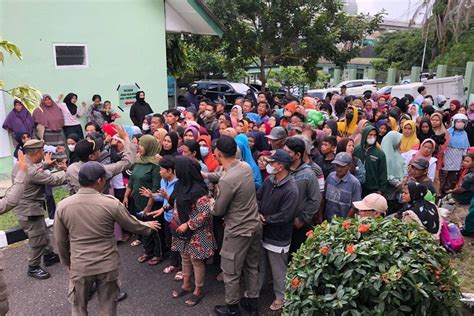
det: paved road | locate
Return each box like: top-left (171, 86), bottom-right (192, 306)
top-left (3, 230), bottom-right (278, 316)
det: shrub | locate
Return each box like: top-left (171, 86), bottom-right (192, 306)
top-left (284, 217), bottom-right (461, 315)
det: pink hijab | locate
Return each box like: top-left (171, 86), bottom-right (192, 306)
top-left (32, 94), bottom-right (64, 130)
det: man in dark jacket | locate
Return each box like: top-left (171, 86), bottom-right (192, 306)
top-left (256, 149), bottom-right (298, 311)
top-left (129, 91), bottom-right (153, 127)
top-left (353, 125), bottom-right (388, 196)
top-left (285, 137), bottom-right (321, 254)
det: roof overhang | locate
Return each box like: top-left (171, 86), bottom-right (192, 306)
top-left (165, 0), bottom-right (224, 37)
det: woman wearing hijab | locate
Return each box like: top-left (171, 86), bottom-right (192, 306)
top-left (400, 182), bottom-right (441, 239)
top-left (399, 120), bottom-right (419, 153)
top-left (123, 135), bottom-right (163, 265)
top-left (235, 134), bottom-right (263, 189)
top-left (402, 138), bottom-right (438, 182)
top-left (448, 100), bottom-right (461, 122)
top-left (2, 100), bottom-right (35, 142)
top-left (375, 120), bottom-right (391, 144)
top-left (467, 102), bottom-right (474, 121)
top-left (230, 105), bottom-right (243, 129)
top-left (170, 156), bottom-right (216, 307)
top-left (183, 126), bottom-right (199, 142)
top-left (32, 94), bottom-right (65, 147)
top-left (87, 94), bottom-right (107, 127)
top-left (130, 91), bottom-right (153, 128)
top-left (337, 105), bottom-right (358, 137)
top-left (13, 131), bottom-right (31, 159)
top-left (416, 117), bottom-right (435, 143)
top-left (57, 93), bottom-right (86, 139)
top-left (247, 131), bottom-right (270, 163)
top-left (322, 119), bottom-right (339, 138)
top-left (440, 113), bottom-right (470, 195)
top-left (381, 131), bottom-right (405, 211)
top-left (197, 135), bottom-right (219, 172)
top-left (160, 132), bottom-right (179, 157)
top-left (66, 133), bottom-right (81, 164)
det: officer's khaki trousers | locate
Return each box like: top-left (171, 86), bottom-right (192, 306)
top-left (68, 270), bottom-right (119, 316)
top-left (19, 216), bottom-right (53, 266)
top-left (0, 268), bottom-right (9, 316)
top-left (220, 228), bottom-right (262, 305)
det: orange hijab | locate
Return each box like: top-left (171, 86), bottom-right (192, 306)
top-left (197, 135), bottom-right (219, 172)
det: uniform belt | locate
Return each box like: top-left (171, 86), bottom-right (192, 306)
top-left (27, 215), bottom-right (44, 221)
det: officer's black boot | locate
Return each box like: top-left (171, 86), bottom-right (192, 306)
top-left (117, 291), bottom-right (128, 302)
top-left (27, 265), bottom-right (50, 280)
top-left (240, 297), bottom-right (259, 316)
top-left (213, 303), bottom-right (241, 316)
top-left (43, 252), bottom-right (60, 267)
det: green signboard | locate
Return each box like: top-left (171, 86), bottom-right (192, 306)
top-left (117, 83), bottom-right (140, 108)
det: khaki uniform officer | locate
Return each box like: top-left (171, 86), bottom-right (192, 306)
top-left (0, 152), bottom-right (28, 315)
top-left (12, 139), bottom-right (67, 280)
top-left (54, 161), bottom-right (159, 316)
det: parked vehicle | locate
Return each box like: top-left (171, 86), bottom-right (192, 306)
top-left (390, 76), bottom-right (465, 106)
top-left (376, 86), bottom-right (392, 99)
top-left (190, 80), bottom-right (256, 108)
top-left (307, 79), bottom-right (377, 100)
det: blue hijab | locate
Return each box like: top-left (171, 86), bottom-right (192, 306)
top-left (235, 134), bottom-right (263, 189)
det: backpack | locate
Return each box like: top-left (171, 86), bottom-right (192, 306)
top-left (440, 222), bottom-right (464, 253)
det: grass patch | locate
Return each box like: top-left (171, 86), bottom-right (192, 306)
top-left (0, 186), bottom-right (70, 231)
top-left (452, 236), bottom-right (474, 293)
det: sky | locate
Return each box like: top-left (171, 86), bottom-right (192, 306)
top-left (355, 0), bottom-right (428, 23)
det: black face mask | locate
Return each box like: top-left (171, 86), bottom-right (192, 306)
top-left (139, 97), bottom-right (145, 102)
top-left (346, 112), bottom-right (354, 121)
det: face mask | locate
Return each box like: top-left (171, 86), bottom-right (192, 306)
top-left (204, 110), bottom-right (212, 118)
top-left (455, 121), bottom-right (465, 130)
top-left (366, 137), bottom-right (376, 145)
top-left (142, 123), bottom-right (150, 131)
top-left (200, 146), bottom-right (209, 157)
top-left (346, 113), bottom-right (354, 121)
top-left (68, 144), bottom-right (75, 152)
top-left (266, 164), bottom-right (277, 174)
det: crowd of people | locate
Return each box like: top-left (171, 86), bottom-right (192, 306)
top-left (1, 86), bottom-right (474, 315)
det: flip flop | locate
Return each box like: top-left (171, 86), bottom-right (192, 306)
top-left (130, 240), bottom-right (142, 247)
top-left (163, 266), bottom-right (177, 274)
top-left (172, 287), bottom-right (192, 299)
top-left (138, 254), bottom-right (152, 263)
top-left (185, 294), bottom-right (204, 307)
top-left (270, 299), bottom-right (285, 311)
top-left (174, 271), bottom-right (184, 281)
top-left (148, 256), bottom-right (161, 266)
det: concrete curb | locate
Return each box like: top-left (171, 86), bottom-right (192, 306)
top-left (0, 218), bottom-right (53, 247)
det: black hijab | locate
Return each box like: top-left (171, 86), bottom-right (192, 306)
top-left (13, 131), bottom-right (30, 159)
top-left (324, 119), bottom-right (338, 137)
top-left (135, 91), bottom-right (147, 105)
top-left (160, 132), bottom-right (179, 156)
top-left (169, 156), bottom-right (208, 224)
top-left (417, 117), bottom-right (435, 143)
top-left (64, 93), bottom-right (78, 115)
top-left (405, 182), bottom-right (439, 234)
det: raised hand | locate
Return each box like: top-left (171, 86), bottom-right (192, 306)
top-left (17, 151), bottom-right (28, 172)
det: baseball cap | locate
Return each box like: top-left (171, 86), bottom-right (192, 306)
top-left (293, 135), bottom-right (312, 155)
top-left (78, 161), bottom-right (113, 186)
top-left (332, 152), bottom-right (353, 166)
top-left (23, 139), bottom-right (44, 150)
top-left (352, 193), bottom-right (388, 213)
top-left (411, 157), bottom-right (429, 170)
top-left (266, 149), bottom-right (292, 166)
top-left (266, 126), bottom-right (287, 140)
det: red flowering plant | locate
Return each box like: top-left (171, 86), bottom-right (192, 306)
top-left (284, 217), bottom-right (461, 315)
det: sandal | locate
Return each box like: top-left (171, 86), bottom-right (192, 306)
top-left (138, 254), bottom-right (152, 263)
top-left (148, 256), bottom-right (161, 266)
top-left (174, 271), bottom-right (184, 281)
top-left (172, 287), bottom-right (192, 299)
top-left (163, 265), bottom-right (177, 274)
top-left (270, 299), bottom-right (284, 311)
top-left (130, 239), bottom-right (142, 247)
top-left (185, 294), bottom-right (204, 307)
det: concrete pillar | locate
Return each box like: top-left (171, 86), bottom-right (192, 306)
top-left (367, 68), bottom-right (376, 80)
top-left (333, 68), bottom-right (342, 85)
top-left (387, 68), bottom-right (397, 85)
top-left (348, 68), bottom-right (357, 80)
top-left (410, 66), bottom-right (421, 83)
top-left (436, 64), bottom-right (447, 78)
top-left (464, 61), bottom-right (474, 103)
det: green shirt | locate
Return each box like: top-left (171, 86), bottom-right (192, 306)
top-left (127, 163), bottom-right (161, 212)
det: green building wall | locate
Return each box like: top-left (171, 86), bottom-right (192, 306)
top-left (0, 0), bottom-right (169, 179)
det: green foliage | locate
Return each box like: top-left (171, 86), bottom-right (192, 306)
top-left (430, 23), bottom-right (474, 68)
top-left (284, 217), bottom-right (461, 315)
top-left (207, 0), bottom-right (382, 88)
top-left (373, 30), bottom-right (433, 71)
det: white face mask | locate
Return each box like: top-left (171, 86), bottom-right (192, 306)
top-left (142, 123), bottom-right (150, 131)
top-left (68, 144), bottom-right (76, 152)
top-left (455, 121), bottom-right (465, 130)
top-left (366, 137), bottom-right (376, 145)
top-left (266, 164), bottom-right (277, 174)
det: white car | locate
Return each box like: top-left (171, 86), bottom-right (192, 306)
top-left (307, 79), bottom-right (377, 99)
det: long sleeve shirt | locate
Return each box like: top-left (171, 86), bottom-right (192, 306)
top-left (57, 102), bottom-right (85, 126)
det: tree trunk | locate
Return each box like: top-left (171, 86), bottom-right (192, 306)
top-left (259, 56), bottom-right (267, 91)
